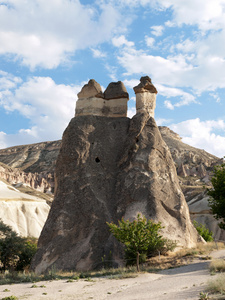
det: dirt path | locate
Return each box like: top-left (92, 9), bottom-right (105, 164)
top-left (1, 250), bottom-right (224, 300)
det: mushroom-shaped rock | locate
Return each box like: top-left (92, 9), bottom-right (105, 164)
top-left (104, 81), bottom-right (129, 100)
top-left (75, 80), bottom-right (129, 117)
top-left (133, 76), bottom-right (158, 94)
top-left (77, 79), bottom-right (103, 99)
top-left (133, 76), bottom-right (157, 118)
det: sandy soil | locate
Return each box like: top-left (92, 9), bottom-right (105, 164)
top-left (0, 250), bottom-right (225, 300)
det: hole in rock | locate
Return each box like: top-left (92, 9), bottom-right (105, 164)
top-left (95, 157), bottom-right (100, 163)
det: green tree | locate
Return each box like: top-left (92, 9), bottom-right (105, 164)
top-left (107, 214), bottom-right (171, 272)
top-left (193, 220), bottom-right (213, 242)
top-left (207, 161), bottom-right (225, 230)
top-left (0, 219), bottom-right (37, 271)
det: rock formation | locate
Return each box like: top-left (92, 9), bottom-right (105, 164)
top-left (0, 179), bottom-right (50, 238)
top-left (134, 76), bottom-right (157, 118)
top-left (31, 77), bottom-right (199, 274)
top-left (75, 80), bottom-right (129, 117)
top-left (0, 103), bottom-right (224, 242)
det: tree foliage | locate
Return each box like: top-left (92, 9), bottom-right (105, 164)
top-left (107, 214), bottom-right (176, 271)
top-left (0, 219), bottom-right (37, 271)
top-left (207, 161), bottom-right (225, 230)
top-left (193, 220), bottom-right (213, 242)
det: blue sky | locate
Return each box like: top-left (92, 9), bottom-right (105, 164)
top-left (0, 0), bottom-right (225, 158)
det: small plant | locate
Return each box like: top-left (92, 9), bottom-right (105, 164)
top-left (3, 289), bottom-right (10, 292)
top-left (193, 220), bottom-right (213, 242)
top-left (199, 291), bottom-right (209, 300)
top-left (66, 279), bottom-right (74, 283)
top-left (40, 285), bottom-right (46, 288)
top-left (31, 284), bottom-right (38, 288)
top-left (42, 293), bottom-right (47, 295)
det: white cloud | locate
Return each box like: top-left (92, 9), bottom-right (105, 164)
top-left (0, 71), bottom-right (22, 90)
top-left (91, 48), bottom-right (107, 58)
top-left (127, 107), bottom-right (136, 118)
top-left (157, 84), bottom-right (197, 108)
top-left (170, 118), bottom-right (225, 158)
top-left (112, 35), bottom-right (134, 48)
top-left (0, 76), bottom-right (82, 147)
top-left (155, 118), bottom-right (172, 126)
top-left (145, 36), bottom-right (155, 47)
top-left (151, 25), bottom-right (164, 36)
top-left (164, 100), bottom-right (174, 110)
top-left (0, 0), bottom-right (122, 69)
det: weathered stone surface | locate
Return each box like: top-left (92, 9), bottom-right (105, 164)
top-left (75, 97), bottom-right (128, 117)
top-left (31, 113), bottom-right (199, 274)
top-left (133, 76), bottom-right (158, 94)
top-left (76, 81), bottom-right (129, 117)
top-left (0, 180), bottom-right (50, 238)
top-left (77, 79), bottom-right (103, 99)
top-left (133, 77), bottom-right (157, 117)
top-left (104, 81), bottom-right (129, 100)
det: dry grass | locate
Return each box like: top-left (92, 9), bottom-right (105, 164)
top-left (207, 274), bottom-right (225, 295)
top-left (210, 259), bottom-right (225, 273)
top-left (145, 242), bottom-right (225, 271)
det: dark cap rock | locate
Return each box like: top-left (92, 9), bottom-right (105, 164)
top-left (133, 76), bottom-right (158, 94)
top-left (104, 81), bottom-right (129, 100)
top-left (77, 79), bottom-right (103, 99)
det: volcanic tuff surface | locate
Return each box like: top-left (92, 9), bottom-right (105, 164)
top-left (0, 126), bottom-right (224, 240)
top-left (31, 113), bottom-right (199, 273)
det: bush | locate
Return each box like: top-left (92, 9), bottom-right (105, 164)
top-left (0, 219), bottom-right (37, 271)
top-left (193, 220), bottom-right (213, 242)
top-left (107, 214), bottom-right (176, 271)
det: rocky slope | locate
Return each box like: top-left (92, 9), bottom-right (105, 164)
top-left (0, 126), bottom-right (224, 241)
top-left (31, 113), bottom-right (199, 273)
top-left (0, 178), bottom-right (50, 238)
top-left (159, 126), bottom-right (225, 241)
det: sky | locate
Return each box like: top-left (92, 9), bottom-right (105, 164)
top-left (0, 0), bottom-right (225, 158)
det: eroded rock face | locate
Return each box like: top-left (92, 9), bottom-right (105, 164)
top-left (134, 76), bottom-right (158, 118)
top-left (104, 81), bottom-right (129, 100)
top-left (77, 79), bottom-right (103, 99)
top-left (31, 112), bottom-right (199, 274)
top-left (0, 180), bottom-right (50, 238)
top-left (75, 80), bottom-right (129, 118)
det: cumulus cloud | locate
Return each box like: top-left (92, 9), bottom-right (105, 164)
top-left (0, 0), bottom-right (122, 69)
top-left (145, 36), bottom-right (155, 47)
top-left (112, 35), bottom-right (134, 48)
top-left (0, 76), bottom-right (81, 147)
top-left (91, 48), bottom-right (107, 58)
top-left (170, 118), bottom-right (225, 158)
top-left (151, 25), bottom-right (164, 37)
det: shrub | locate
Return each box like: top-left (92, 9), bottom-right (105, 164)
top-left (207, 160), bottom-right (225, 230)
top-left (193, 220), bottom-right (213, 242)
top-left (107, 214), bottom-right (176, 271)
top-left (0, 219), bottom-right (37, 271)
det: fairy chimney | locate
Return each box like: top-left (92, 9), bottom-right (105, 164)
top-left (75, 80), bottom-right (129, 117)
top-left (133, 76), bottom-right (158, 117)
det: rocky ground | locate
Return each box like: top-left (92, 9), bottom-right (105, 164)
top-left (0, 249), bottom-right (224, 300)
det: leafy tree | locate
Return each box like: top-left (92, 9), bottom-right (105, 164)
top-left (107, 214), bottom-right (174, 271)
top-left (193, 220), bottom-right (213, 242)
top-left (207, 161), bottom-right (225, 230)
top-left (0, 219), bottom-right (37, 271)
